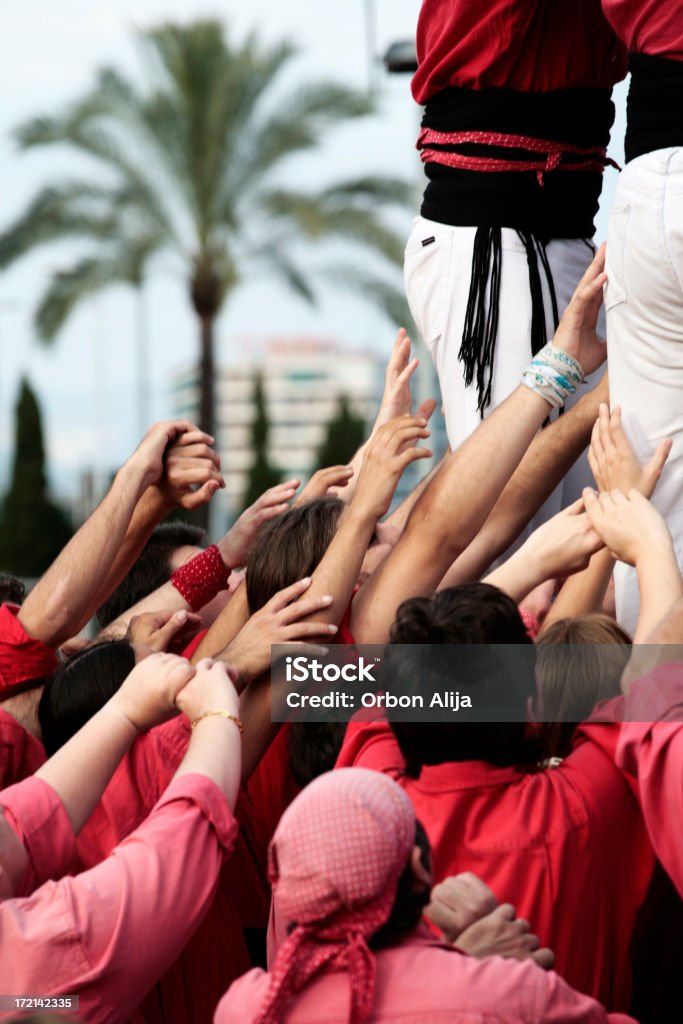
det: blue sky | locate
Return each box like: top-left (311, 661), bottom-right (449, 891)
top-left (0, 1), bottom-right (627, 499)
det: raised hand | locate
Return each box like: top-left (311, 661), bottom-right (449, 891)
top-left (156, 428), bottom-right (225, 510)
top-left (218, 479), bottom-right (300, 568)
top-left (589, 403), bottom-right (671, 498)
top-left (455, 903), bottom-right (554, 969)
top-left (221, 577), bottom-right (338, 687)
top-left (295, 465), bottom-right (354, 505)
top-left (376, 328), bottom-right (421, 424)
top-left (353, 414), bottom-right (432, 521)
top-left (127, 609), bottom-right (202, 653)
top-left (175, 657), bottom-right (240, 723)
top-left (109, 652), bottom-right (196, 732)
top-left (583, 487), bottom-right (674, 567)
top-left (551, 243), bottom-right (607, 377)
top-left (521, 498), bottom-right (603, 578)
top-left (126, 420), bottom-right (207, 491)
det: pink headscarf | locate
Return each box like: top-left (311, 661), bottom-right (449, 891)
top-left (257, 768), bottom-right (416, 1024)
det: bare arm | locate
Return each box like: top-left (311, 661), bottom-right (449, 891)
top-left (540, 548), bottom-right (615, 634)
top-left (18, 421), bottom-right (206, 647)
top-left (351, 248), bottom-right (608, 644)
top-left (439, 374), bottom-right (608, 590)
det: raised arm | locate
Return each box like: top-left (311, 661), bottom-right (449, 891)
top-left (101, 479), bottom-right (299, 637)
top-left (540, 403), bottom-right (671, 631)
top-left (0, 653), bottom-right (195, 896)
top-left (351, 247), bottom-right (609, 643)
top-left (439, 373), bottom-right (608, 589)
top-left (18, 421), bottom-right (208, 648)
top-left (583, 488), bottom-right (683, 645)
top-left (0, 660), bottom-right (243, 1023)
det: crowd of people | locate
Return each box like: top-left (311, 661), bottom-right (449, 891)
top-left (1, 0), bottom-right (683, 1021)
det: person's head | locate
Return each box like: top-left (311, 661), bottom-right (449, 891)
top-left (96, 522), bottom-right (206, 627)
top-left (0, 574), bottom-right (25, 606)
top-left (262, 768), bottom-right (428, 1023)
top-left (288, 722), bottom-right (348, 787)
top-left (246, 497), bottom-right (344, 611)
top-left (535, 614), bottom-right (631, 758)
top-left (38, 639), bottom-right (136, 755)
top-left (385, 583), bottom-right (538, 777)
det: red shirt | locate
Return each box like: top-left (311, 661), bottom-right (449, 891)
top-left (0, 709), bottom-right (45, 790)
top-left (412, 0), bottom-right (627, 103)
top-left (0, 604), bottom-right (57, 697)
top-left (603, 0), bottom-right (683, 59)
top-left (336, 717), bottom-right (653, 1010)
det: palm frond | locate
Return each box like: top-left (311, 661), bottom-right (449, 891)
top-left (34, 244), bottom-right (150, 341)
top-left (0, 184), bottom-right (121, 267)
top-left (319, 262), bottom-right (413, 329)
top-left (256, 188), bottom-right (406, 265)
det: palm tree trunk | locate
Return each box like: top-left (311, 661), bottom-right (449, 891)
top-left (195, 313), bottom-right (216, 533)
top-left (135, 283), bottom-right (150, 438)
top-left (199, 313), bottom-right (215, 439)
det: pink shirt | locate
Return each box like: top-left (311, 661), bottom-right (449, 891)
top-left (0, 776), bottom-right (76, 897)
top-left (0, 708), bottom-right (46, 790)
top-left (616, 664), bottom-right (683, 897)
top-left (0, 774), bottom-right (237, 1024)
top-left (217, 928), bottom-right (636, 1023)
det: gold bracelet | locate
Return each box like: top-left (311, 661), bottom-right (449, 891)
top-left (191, 710), bottom-right (243, 734)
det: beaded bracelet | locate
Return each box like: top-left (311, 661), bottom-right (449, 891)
top-left (191, 709), bottom-right (244, 733)
top-left (521, 344), bottom-right (584, 409)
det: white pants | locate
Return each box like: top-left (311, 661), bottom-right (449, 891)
top-left (606, 148), bottom-right (683, 636)
top-left (404, 219), bottom-right (602, 544)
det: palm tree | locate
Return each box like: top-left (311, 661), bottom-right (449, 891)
top-left (0, 19), bottom-right (412, 446)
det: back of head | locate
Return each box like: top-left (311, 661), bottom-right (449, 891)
top-left (246, 496), bottom-right (344, 612)
top-left (38, 640), bottom-right (135, 755)
top-left (386, 583), bottom-right (537, 777)
top-left (535, 614), bottom-right (631, 758)
top-left (96, 522), bottom-right (206, 627)
top-left (0, 575), bottom-right (25, 607)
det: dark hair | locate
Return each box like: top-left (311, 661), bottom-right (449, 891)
top-left (535, 614), bottom-right (631, 758)
top-left (370, 820), bottom-right (431, 949)
top-left (386, 583), bottom-right (539, 777)
top-left (97, 522), bottom-right (206, 626)
top-left (246, 497), bottom-right (344, 612)
top-left (38, 640), bottom-right (135, 755)
top-left (0, 574), bottom-right (26, 606)
top-left (288, 722), bottom-right (347, 788)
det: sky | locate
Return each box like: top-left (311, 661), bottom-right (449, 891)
top-left (0, 1), bottom-right (628, 501)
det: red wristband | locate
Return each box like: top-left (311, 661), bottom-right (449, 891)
top-left (171, 544), bottom-right (229, 612)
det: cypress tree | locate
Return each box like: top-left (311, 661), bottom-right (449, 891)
top-left (242, 374), bottom-right (281, 508)
top-left (316, 395), bottom-right (366, 470)
top-left (0, 378), bottom-right (72, 577)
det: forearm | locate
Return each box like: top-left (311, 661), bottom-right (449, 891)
top-left (484, 550), bottom-right (546, 606)
top-left (382, 458), bottom-right (442, 535)
top-left (634, 545), bottom-right (683, 644)
top-left (300, 505), bottom-right (376, 626)
top-left (540, 549), bottom-right (615, 635)
top-left (192, 582), bottom-right (249, 663)
top-left (34, 701), bottom-right (139, 833)
top-left (174, 718), bottom-right (241, 810)
top-left (19, 463), bottom-right (147, 647)
top-left (89, 486), bottom-right (170, 620)
top-left (441, 385), bottom-right (600, 588)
